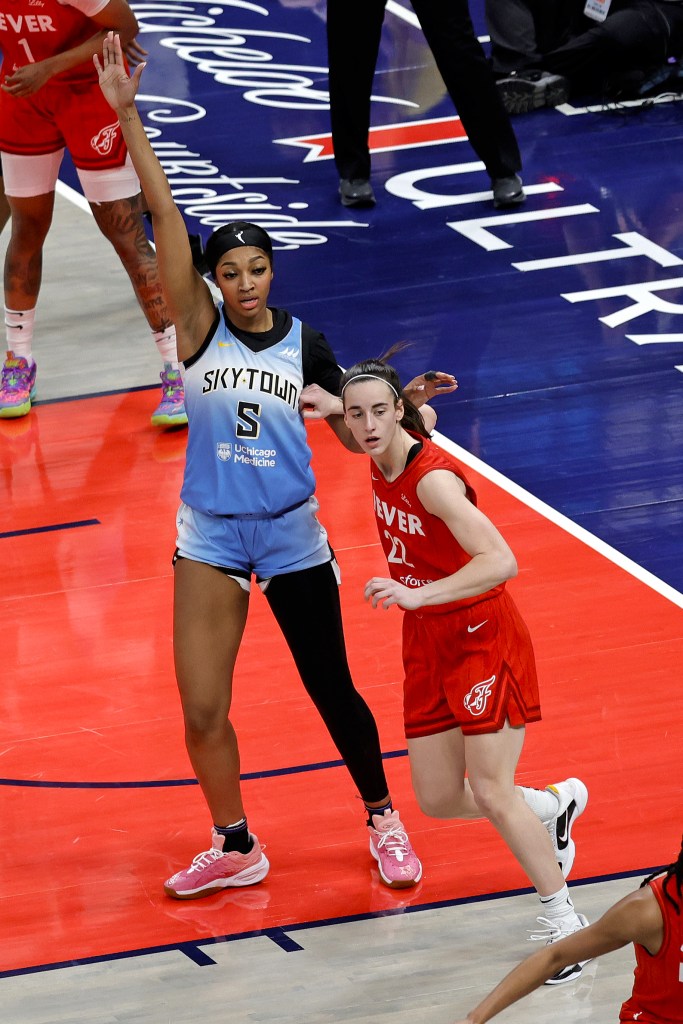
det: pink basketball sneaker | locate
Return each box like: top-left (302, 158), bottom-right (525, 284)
top-left (368, 810), bottom-right (422, 889)
top-left (164, 829), bottom-right (269, 900)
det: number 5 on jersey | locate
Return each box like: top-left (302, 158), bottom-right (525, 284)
top-left (236, 401), bottom-right (261, 439)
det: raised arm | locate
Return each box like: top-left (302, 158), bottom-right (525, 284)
top-left (452, 887), bottom-right (663, 1024)
top-left (94, 31), bottom-right (216, 359)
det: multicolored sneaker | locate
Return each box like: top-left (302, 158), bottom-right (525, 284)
top-left (164, 829), bottom-right (269, 900)
top-left (0, 352), bottom-right (37, 418)
top-left (545, 778), bottom-right (588, 878)
top-left (530, 912), bottom-right (590, 985)
top-left (151, 366), bottom-right (187, 427)
top-left (368, 810), bottom-right (422, 889)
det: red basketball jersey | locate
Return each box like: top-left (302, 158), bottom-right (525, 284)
top-left (620, 874), bottom-right (683, 1023)
top-left (371, 433), bottom-right (505, 613)
top-left (0, 0), bottom-right (106, 83)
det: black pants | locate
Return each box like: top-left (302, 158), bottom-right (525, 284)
top-left (540, 0), bottom-right (683, 91)
top-left (264, 559), bottom-right (390, 804)
top-left (327, 0), bottom-right (521, 181)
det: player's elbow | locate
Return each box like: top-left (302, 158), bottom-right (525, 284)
top-left (420, 404), bottom-right (437, 433)
top-left (500, 549), bottom-right (518, 582)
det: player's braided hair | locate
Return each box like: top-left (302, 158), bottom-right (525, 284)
top-left (640, 834), bottom-right (683, 914)
top-left (339, 345), bottom-right (431, 440)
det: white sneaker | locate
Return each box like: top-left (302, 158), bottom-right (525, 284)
top-left (530, 912), bottom-right (590, 984)
top-left (545, 778), bottom-right (588, 877)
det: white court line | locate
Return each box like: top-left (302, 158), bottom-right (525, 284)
top-left (433, 429), bottom-right (683, 609)
top-left (56, 178), bottom-right (91, 214)
top-left (386, 0), bottom-right (490, 42)
top-left (557, 93), bottom-right (683, 116)
top-left (55, 178), bottom-right (682, 611)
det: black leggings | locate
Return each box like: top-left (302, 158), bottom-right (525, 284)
top-left (264, 560), bottom-right (390, 804)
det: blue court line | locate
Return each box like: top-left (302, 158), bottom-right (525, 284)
top-left (0, 519), bottom-right (100, 540)
top-left (0, 748), bottom-right (407, 790)
top-left (265, 928), bottom-right (306, 953)
top-left (0, 864), bottom-right (665, 979)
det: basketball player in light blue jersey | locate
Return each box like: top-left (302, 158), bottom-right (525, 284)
top-left (97, 34), bottom-right (461, 899)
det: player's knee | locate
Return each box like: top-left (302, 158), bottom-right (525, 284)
top-left (183, 705), bottom-right (229, 744)
top-left (468, 776), bottom-right (508, 822)
top-left (92, 199), bottom-right (149, 251)
top-left (412, 779), bottom-right (466, 818)
top-left (9, 211), bottom-right (51, 250)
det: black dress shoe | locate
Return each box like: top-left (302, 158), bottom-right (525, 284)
top-left (492, 173), bottom-right (525, 209)
top-left (339, 178), bottom-right (376, 208)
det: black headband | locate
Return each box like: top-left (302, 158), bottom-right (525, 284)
top-left (205, 222), bottom-right (273, 275)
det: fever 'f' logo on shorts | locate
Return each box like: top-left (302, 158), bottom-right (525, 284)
top-left (91, 122), bottom-right (121, 156)
top-left (464, 675), bottom-right (496, 716)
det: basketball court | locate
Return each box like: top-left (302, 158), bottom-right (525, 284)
top-left (1, 2), bottom-right (682, 1022)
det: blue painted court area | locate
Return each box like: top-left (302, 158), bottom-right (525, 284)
top-left (71, 0), bottom-right (683, 592)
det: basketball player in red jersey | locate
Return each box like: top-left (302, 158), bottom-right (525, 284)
top-left (303, 356), bottom-right (590, 984)
top-left (0, 0), bottom-right (185, 426)
top-left (452, 834), bottom-right (683, 1023)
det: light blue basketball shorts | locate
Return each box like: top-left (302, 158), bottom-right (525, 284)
top-left (175, 495), bottom-right (334, 590)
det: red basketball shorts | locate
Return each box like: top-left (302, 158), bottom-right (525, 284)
top-left (0, 78), bottom-right (127, 171)
top-left (401, 589), bottom-right (541, 738)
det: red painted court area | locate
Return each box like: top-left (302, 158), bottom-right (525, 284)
top-left (1, 392), bottom-right (681, 974)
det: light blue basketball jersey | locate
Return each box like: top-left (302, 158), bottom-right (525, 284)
top-left (180, 307), bottom-right (316, 516)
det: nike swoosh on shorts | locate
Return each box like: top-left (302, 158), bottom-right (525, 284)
top-left (467, 620), bottom-right (488, 633)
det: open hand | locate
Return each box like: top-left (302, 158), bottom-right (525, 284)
top-left (94, 31), bottom-right (144, 112)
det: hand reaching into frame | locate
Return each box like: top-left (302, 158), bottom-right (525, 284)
top-left (93, 31), bottom-right (145, 113)
top-left (299, 383), bottom-right (343, 420)
top-left (123, 37), bottom-right (149, 68)
top-left (404, 370), bottom-right (458, 409)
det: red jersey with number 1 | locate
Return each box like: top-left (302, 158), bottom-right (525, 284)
top-left (620, 874), bottom-right (683, 1023)
top-left (371, 433), bottom-right (505, 614)
top-left (0, 0), bottom-right (108, 84)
